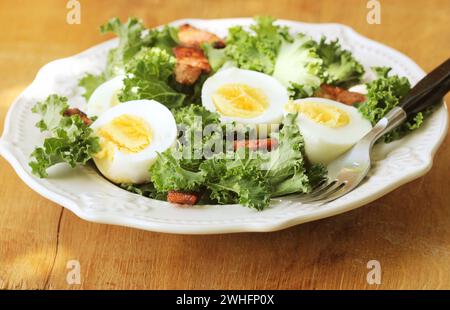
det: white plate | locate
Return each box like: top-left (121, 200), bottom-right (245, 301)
top-left (0, 18), bottom-right (448, 234)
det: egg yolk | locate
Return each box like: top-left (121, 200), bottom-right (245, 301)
top-left (95, 114), bottom-right (152, 160)
top-left (212, 84), bottom-right (269, 118)
top-left (285, 101), bottom-right (350, 128)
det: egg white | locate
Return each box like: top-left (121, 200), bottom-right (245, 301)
top-left (286, 98), bottom-right (372, 164)
top-left (87, 75), bottom-right (125, 118)
top-left (201, 68), bottom-right (289, 131)
top-left (91, 100), bottom-right (177, 184)
top-left (348, 84), bottom-right (368, 95)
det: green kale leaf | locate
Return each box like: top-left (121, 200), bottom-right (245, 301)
top-left (142, 25), bottom-right (179, 54)
top-left (202, 43), bottom-right (227, 72)
top-left (358, 67), bottom-right (425, 143)
top-left (100, 17), bottom-right (148, 78)
top-left (262, 114), bottom-right (316, 196)
top-left (149, 149), bottom-right (206, 192)
top-left (273, 33), bottom-right (323, 98)
top-left (118, 47), bottom-right (186, 108)
top-left (225, 16), bottom-right (291, 74)
top-left (199, 153), bottom-right (271, 210)
top-left (316, 37), bottom-right (365, 87)
top-left (78, 73), bottom-right (106, 101)
top-left (29, 95), bottom-right (100, 178)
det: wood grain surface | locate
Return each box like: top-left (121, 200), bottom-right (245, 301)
top-left (1, 0), bottom-right (449, 290)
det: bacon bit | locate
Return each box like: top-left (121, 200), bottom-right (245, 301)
top-left (167, 191), bottom-right (199, 205)
top-left (173, 46), bottom-right (211, 85)
top-left (336, 91), bottom-right (366, 105)
top-left (173, 46), bottom-right (211, 72)
top-left (174, 63), bottom-right (203, 85)
top-left (315, 84), bottom-right (366, 105)
top-left (233, 138), bottom-right (279, 152)
top-left (63, 108), bottom-right (92, 126)
top-left (178, 24), bottom-right (225, 49)
top-left (315, 84), bottom-right (344, 99)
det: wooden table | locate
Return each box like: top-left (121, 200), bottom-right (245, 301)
top-left (1, 0), bottom-right (449, 290)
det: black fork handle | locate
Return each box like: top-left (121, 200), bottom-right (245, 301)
top-left (400, 58), bottom-right (450, 116)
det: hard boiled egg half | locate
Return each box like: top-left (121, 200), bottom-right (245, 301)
top-left (285, 98), bottom-right (372, 164)
top-left (201, 68), bottom-right (289, 131)
top-left (86, 75), bottom-right (125, 117)
top-left (91, 100), bottom-right (177, 184)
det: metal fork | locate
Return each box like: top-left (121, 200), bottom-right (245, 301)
top-left (285, 58), bottom-right (450, 205)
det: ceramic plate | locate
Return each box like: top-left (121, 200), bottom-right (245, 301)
top-left (0, 18), bottom-right (447, 234)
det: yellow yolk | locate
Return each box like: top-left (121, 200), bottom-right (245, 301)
top-left (94, 114), bottom-right (152, 161)
top-left (212, 84), bottom-right (269, 118)
top-left (285, 101), bottom-right (350, 128)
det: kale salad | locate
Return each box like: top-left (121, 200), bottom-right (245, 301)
top-left (28, 17), bottom-right (429, 210)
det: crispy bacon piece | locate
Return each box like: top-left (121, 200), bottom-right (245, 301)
top-left (336, 91), bottom-right (367, 105)
top-left (233, 138), bottom-right (279, 152)
top-left (63, 108), bottom-right (92, 126)
top-left (167, 191), bottom-right (199, 205)
top-left (178, 24), bottom-right (225, 48)
top-left (315, 84), bottom-right (366, 105)
top-left (174, 63), bottom-right (202, 85)
top-left (173, 46), bottom-right (212, 85)
top-left (315, 84), bottom-right (343, 100)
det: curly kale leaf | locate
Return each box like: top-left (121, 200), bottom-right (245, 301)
top-left (225, 16), bottom-right (291, 74)
top-left (199, 153), bottom-right (271, 210)
top-left (100, 17), bottom-right (148, 78)
top-left (78, 73), bottom-right (106, 101)
top-left (118, 47), bottom-right (186, 108)
top-left (273, 33), bottom-right (323, 98)
top-left (358, 67), bottom-right (428, 143)
top-left (29, 95), bottom-right (100, 178)
top-left (316, 37), bottom-right (365, 87)
top-left (262, 114), bottom-right (321, 196)
top-left (149, 149), bottom-right (207, 193)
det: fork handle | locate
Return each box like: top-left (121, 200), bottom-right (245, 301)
top-left (365, 58), bottom-right (450, 143)
top-left (400, 58), bottom-right (450, 116)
